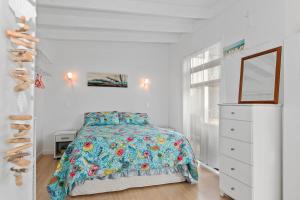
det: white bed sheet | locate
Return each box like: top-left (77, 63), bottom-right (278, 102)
top-left (70, 173), bottom-right (186, 196)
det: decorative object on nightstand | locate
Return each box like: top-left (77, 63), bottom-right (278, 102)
top-left (54, 130), bottom-right (77, 159)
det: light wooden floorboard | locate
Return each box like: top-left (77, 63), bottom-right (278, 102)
top-left (37, 155), bottom-right (231, 200)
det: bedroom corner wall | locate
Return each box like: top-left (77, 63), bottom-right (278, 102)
top-left (35, 40), bottom-right (170, 155)
top-left (168, 0), bottom-right (285, 132)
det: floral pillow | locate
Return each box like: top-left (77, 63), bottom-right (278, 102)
top-left (84, 111), bottom-right (120, 126)
top-left (119, 112), bottom-right (149, 125)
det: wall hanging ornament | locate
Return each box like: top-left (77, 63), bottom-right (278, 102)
top-left (4, 13), bottom-right (39, 186)
top-left (35, 73), bottom-right (45, 89)
top-left (5, 115), bottom-right (33, 186)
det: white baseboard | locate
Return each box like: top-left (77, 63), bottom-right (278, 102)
top-left (42, 149), bottom-right (53, 156)
top-left (199, 162), bottom-right (219, 175)
top-left (36, 149), bottom-right (53, 161)
top-left (36, 151), bottom-right (43, 161)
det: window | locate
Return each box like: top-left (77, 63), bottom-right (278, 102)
top-left (190, 43), bottom-right (222, 87)
top-left (188, 43), bottom-right (222, 124)
top-left (183, 42), bottom-right (222, 168)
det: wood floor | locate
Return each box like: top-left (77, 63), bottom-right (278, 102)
top-left (37, 155), bottom-right (231, 200)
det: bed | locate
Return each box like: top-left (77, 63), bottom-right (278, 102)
top-left (47, 112), bottom-right (198, 200)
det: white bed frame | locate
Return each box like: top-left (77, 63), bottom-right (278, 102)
top-left (70, 173), bottom-right (186, 196)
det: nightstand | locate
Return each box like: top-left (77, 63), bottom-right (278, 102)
top-left (54, 130), bottom-right (77, 159)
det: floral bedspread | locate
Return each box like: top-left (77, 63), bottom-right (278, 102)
top-left (47, 124), bottom-right (199, 200)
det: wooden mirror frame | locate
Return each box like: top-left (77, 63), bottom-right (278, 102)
top-left (238, 46), bottom-right (282, 104)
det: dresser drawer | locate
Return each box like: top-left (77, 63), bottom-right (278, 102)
top-left (220, 137), bottom-right (252, 164)
top-left (220, 156), bottom-right (252, 186)
top-left (55, 134), bottom-right (75, 142)
top-left (220, 106), bottom-right (251, 121)
top-left (220, 173), bottom-right (252, 200)
top-left (220, 119), bottom-right (252, 143)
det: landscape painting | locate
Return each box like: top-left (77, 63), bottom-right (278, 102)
top-left (87, 72), bottom-right (128, 88)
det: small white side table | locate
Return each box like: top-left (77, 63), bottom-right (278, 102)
top-left (54, 130), bottom-right (77, 159)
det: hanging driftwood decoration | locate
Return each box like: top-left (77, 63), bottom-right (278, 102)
top-left (10, 167), bottom-right (28, 173)
top-left (17, 23), bottom-right (30, 33)
top-left (16, 17), bottom-right (30, 32)
top-left (5, 143), bottom-right (32, 156)
top-left (5, 30), bottom-right (39, 42)
top-left (10, 67), bottom-right (28, 76)
top-left (6, 137), bottom-right (31, 144)
top-left (9, 115), bottom-right (32, 120)
top-left (11, 159), bottom-right (31, 167)
top-left (10, 123), bottom-right (31, 130)
top-left (10, 70), bottom-right (31, 82)
top-left (10, 68), bottom-right (34, 92)
top-left (15, 174), bottom-right (23, 186)
top-left (5, 16), bottom-right (39, 51)
top-left (11, 167), bottom-right (29, 187)
top-left (14, 130), bottom-right (29, 137)
top-left (9, 50), bottom-right (34, 62)
top-left (14, 81), bottom-right (32, 92)
top-left (10, 68), bottom-right (28, 80)
top-left (5, 13), bottom-right (38, 186)
top-left (4, 152), bottom-right (31, 162)
top-left (10, 37), bottom-right (35, 49)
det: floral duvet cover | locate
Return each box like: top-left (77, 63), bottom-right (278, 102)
top-left (47, 124), bottom-right (198, 200)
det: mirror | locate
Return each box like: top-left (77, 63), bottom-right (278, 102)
top-left (238, 47), bottom-right (282, 104)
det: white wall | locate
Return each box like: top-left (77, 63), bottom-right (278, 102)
top-left (36, 40), bottom-right (170, 154)
top-left (0, 1), bottom-right (34, 200)
top-left (283, 33), bottom-right (300, 200)
top-left (286, 0), bottom-right (300, 36)
top-left (168, 0), bottom-right (285, 132)
top-left (283, 1), bottom-right (300, 199)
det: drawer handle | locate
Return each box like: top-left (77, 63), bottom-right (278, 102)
top-left (60, 137), bottom-right (70, 140)
top-left (231, 112), bottom-right (235, 115)
top-left (231, 168), bottom-right (235, 171)
top-left (231, 187), bottom-right (235, 191)
top-left (230, 128), bottom-right (235, 132)
top-left (230, 148), bottom-right (235, 151)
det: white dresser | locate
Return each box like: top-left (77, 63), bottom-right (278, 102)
top-left (219, 104), bottom-right (282, 200)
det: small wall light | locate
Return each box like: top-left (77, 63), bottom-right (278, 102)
top-left (65, 72), bottom-right (77, 87)
top-left (66, 72), bottom-right (73, 81)
top-left (140, 78), bottom-right (150, 90)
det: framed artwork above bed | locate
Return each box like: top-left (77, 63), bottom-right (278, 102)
top-left (87, 72), bottom-right (128, 88)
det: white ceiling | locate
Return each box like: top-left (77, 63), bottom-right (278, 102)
top-left (37, 0), bottom-right (237, 44)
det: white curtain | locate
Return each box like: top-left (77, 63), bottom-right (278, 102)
top-left (183, 44), bottom-right (221, 169)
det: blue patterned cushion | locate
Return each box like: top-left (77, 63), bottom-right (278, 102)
top-left (84, 111), bottom-right (120, 126)
top-left (119, 112), bottom-right (149, 125)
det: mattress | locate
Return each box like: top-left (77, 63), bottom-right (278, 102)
top-left (70, 173), bottom-right (186, 196)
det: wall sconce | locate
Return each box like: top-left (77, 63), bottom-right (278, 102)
top-left (140, 78), bottom-right (150, 90)
top-left (66, 72), bottom-right (73, 81)
top-left (65, 72), bottom-right (76, 86)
